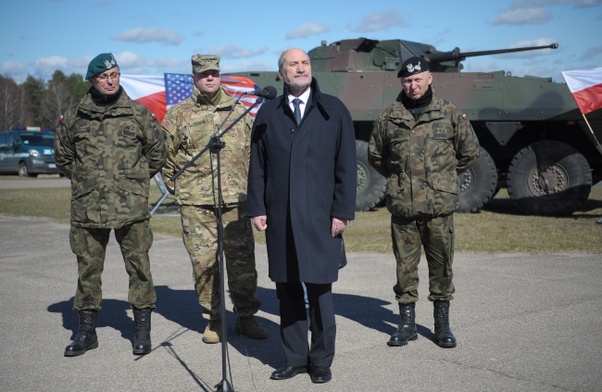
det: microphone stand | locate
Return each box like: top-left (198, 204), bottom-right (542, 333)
top-left (170, 96), bottom-right (264, 392)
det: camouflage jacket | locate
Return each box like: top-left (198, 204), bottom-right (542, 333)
top-left (55, 87), bottom-right (166, 228)
top-left (161, 86), bottom-right (252, 206)
top-left (368, 95), bottom-right (480, 219)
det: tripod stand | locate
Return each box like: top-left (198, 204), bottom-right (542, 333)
top-left (170, 95), bottom-right (266, 392)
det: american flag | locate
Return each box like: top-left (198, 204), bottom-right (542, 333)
top-left (221, 75), bottom-right (265, 117)
top-left (120, 73), bottom-right (266, 123)
top-left (165, 73), bottom-right (193, 108)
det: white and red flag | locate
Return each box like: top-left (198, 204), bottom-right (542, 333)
top-left (561, 67), bottom-right (602, 115)
top-left (120, 74), bottom-right (264, 123)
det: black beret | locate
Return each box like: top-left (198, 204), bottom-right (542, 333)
top-left (397, 56), bottom-right (430, 78)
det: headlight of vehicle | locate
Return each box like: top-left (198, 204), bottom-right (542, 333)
top-left (28, 149), bottom-right (40, 157)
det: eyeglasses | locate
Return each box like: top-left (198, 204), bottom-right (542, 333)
top-left (96, 72), bottom-right (120, 82)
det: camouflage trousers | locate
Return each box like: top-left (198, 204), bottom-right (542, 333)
top-left (69, 220), bottom-right (156, 311)
top-left (391, 214), bottom-right (455, 303)
top-left (180, 203), bottom-right (260, 321)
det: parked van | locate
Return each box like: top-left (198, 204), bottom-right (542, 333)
top-left (0, 128), bottom-right (60, 177)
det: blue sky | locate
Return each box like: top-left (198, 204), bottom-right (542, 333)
top-left (2, 0), bottom-right (601, 84)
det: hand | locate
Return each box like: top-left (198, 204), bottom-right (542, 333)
top-left (331, 217), bottom-right (348, 237)
top-left (252, 215), bottom-right (267, 231)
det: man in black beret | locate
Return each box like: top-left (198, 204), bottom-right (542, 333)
top-left (369, 56), bottom-right (480, 349)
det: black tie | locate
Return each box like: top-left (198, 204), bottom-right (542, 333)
top-left (292, 98), bottom-right (302, 125)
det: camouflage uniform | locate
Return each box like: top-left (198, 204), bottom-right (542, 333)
top-left (369, 94), bottom-right (479, 303)
top-left (162, 85), bottom-right (260, 321)
top-left (55, 87), bottom-right (166, 311)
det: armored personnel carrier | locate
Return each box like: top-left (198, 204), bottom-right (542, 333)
top-left (227, 38), bottom-right (602, 216)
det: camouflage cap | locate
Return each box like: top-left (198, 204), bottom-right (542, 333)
top-left (397, 56), bottom-right (430, 78)
top-left (86, 53), bottom-right (118, 79)
top-left (192, 55), bottom-right (220, 74)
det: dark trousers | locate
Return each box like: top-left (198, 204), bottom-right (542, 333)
top-left (275, 282), bottom-right (335, 368)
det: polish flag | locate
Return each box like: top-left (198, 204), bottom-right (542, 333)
top-left (120, 75), bottom-right (167, 121)
top-left (120, 74), bottom-right (264, 123)
top-left (561, 67), bottom-right (602, 115)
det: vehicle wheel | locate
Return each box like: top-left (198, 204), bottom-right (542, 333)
top-left (18, 162), bottom-right (34, 177)
top-left (507, 141), bottom-right (592, 216)
top-left (355, 140), bottom-right (386, 211)
top-left (457, 147), bottom-right (498, 213)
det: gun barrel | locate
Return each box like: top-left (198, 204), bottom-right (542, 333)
top-left (426, 43), bottom-right (559, 63)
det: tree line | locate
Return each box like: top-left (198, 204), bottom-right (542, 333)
top-left (0, 71), bottom-right (89, 132)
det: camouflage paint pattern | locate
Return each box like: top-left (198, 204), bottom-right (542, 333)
top-left (55, 88), bottom-right (164, 311)
top-left (368, 96), bottom-right (480, 219)
top-left (55, 89), bottom-right (166, 228)
top-left (69, 221), bottom-right (156, 310)
top-left (161, 86), bottom-right (252, 205)
top-left (180, 204), bottom-right (260, 320)
top-left (390, 214), bottom-right (455, 303)
top-left (368, 90), bottom-right (478, 305)
top-left (161, 86), bottom-right (259, 321)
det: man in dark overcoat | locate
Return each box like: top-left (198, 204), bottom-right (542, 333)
top-left (247, 48), bottom-right (356, 384)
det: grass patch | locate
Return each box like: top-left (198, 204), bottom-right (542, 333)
top-left (1, 184), bottom-right (601, 253)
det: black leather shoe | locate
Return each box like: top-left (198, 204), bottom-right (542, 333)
top-left (310, 366), bottom-right (332, 384)
top-left (270, 365), bottom-right (307, 380)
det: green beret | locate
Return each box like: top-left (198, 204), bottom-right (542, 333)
top-left (86, 53), bottom-right (118, 79)
top-left (191, 54), bottom-right (220, 74)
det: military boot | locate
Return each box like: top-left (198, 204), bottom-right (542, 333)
top-left (236, 315), bottom-right (267, 339)
top-left (132, 308), bottom-right (152, 355)
top-left (202, 320), bottom-right (221, 344)
top-left (387, 302), bottom-right (418, 346)
top-left (64, 310), bottom-right (99, 357)
top-left (434, 301), bottom-right (457, 348)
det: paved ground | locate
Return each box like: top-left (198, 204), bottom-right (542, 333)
top-left (1, 213), bottom-right (601, 392)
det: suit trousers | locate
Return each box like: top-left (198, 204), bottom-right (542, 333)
top-left (276, 282), bottom-right (335, 368)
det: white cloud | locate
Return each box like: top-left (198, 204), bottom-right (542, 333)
top-left (113, 27), bottom-right (183, 45)
top-left (491, 7), bottom-right (552, 25)
top-left (352, 8), bottom-right (407, 32)
top-left (220, 59), bottom-right (276, 73)
top-left (35, 56), bottom-right (69, 70)
top-left (511, 0), bottom-right (601, 8)
top-left (286, 23), bottom-right (329, 40)
top-left (500, 37), bottom-right (560, 58)
top-left (579, 45), bottom-right (602, 60)
top-left (1, 61), bottom-right (28, 75)
top-left (32, 56), bottom-right (71, 80)
top-left (206, 44), bottom-right (269, 59)
top-left (575, 0), bottom-right (602, 7)
top-left (511, 0), bottom-right (568, 6)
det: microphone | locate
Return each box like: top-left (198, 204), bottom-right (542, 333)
top-left (245, 86), bottom-right (278, 99)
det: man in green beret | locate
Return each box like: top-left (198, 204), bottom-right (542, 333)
top-left (161, 54), bottom-right (266, 344)
top-left (55, 52), bottom-right (166, 357)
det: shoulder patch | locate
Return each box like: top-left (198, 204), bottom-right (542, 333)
top-left (58, 114), bottom-right (64, 122)
top-left (162, 120), bottom-right (175, 134)
top-left (461, 113), bottom-right (468, 121)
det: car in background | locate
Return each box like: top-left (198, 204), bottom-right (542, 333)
top-left (0, 127), bottom-right (60, 177)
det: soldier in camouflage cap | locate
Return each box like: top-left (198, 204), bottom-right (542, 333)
top-left (161, 54), bottom-right (266, 344)
top-left (55, 52), bottom-right (166, 357)
top-left (368, 56), bottom-right (479, 349)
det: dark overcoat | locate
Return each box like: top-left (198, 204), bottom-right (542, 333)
top-left (247, 78), bottom-right (356, 284)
